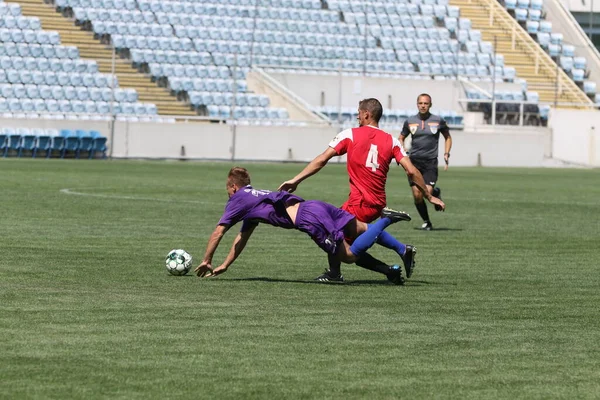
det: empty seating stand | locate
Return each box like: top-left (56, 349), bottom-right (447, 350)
top-left (499, 0), bottom-right (598, 102)
top-left (0, 2), bottom-right (158, 121)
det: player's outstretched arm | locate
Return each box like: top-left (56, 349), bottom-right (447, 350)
top-left (278, 147), bottom-right (337, 192)
top-left (209, 224), bottom-right (257, 277)
top-left (195, 224), bottom-right (229, 277)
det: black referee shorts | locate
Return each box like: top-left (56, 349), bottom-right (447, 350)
top-left (408, 157), bottom-right (438, 187)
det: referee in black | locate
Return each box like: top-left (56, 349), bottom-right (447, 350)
top-left (399, 93), bottom-right (452, 231)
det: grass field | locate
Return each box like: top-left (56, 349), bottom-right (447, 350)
top-left (1, 159), bottom-right (599, 399)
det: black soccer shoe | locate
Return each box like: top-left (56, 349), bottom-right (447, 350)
top-left (421, 221), bottom-right (433, 231)
top-left (402, 245), bottom-right (417, 279)
top-left (315, 269), bottom-right (344, 283)
top-left (432, 187), bottom-right (443, 211)
top-left (381, 207), bottom-right (411, 223)
top-left (386, 265), bottom-right (405, 285)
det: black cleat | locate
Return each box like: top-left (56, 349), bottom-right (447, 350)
top-left (421, 221), bottom-right (433, 231)
top-left (315, 269), bottom-right (344, 283)
top-left (381, 207), bottom-right (411, 223)
top-left (432, 187), bottom-right (443, 211)
top-left (402, 245), bottom-right (417, 278)
top-left (386, 265), bottom-right (405, 285)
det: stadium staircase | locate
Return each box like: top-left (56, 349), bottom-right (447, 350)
top-left (450, 0), bottom-right (593, 106)
top-left (246, 69), bottom-right (326, 123)
top-left (12, 0), bottom-right (198, 117)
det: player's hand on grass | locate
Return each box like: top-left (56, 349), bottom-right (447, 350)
top-left (277, 180), bottom-right (298, 193)
top-left (195, 263), bottom-right (214, 278)
top-left (210, 265), bottom-right (228, 276)
top-left (430, 196), bottom-right (445, 211)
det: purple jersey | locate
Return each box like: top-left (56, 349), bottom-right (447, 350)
top-left (218, 186), bottom-right (304, 231)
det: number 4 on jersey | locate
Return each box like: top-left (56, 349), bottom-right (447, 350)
top-left (365, 144), bottom-right (380, 171)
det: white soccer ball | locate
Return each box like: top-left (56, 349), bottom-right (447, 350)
top-left (165, 249), bottom-right (193, 276)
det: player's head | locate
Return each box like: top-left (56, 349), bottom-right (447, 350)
top-left (357, 98), bottom-right (383, 126)
top-left (417, 94), bottom-right (432, 115)
top-left (227, 167), bottom-right (251, 197)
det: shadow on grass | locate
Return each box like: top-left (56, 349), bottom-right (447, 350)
top-left (220, 277), bottom-right (440, 286)
top-left (175, 275), bottom-right (449, 287)
top-left (412, 227), bottom-right (463, 231)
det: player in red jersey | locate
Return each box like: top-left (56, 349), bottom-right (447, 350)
top-left (279, 98), bottom-right (444, 282)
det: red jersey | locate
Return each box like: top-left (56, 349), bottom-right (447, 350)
top-left (329, 125), bottom-right (406, 209)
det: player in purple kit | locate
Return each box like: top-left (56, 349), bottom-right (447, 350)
top-left (195, 167), bottom-right (413, 284)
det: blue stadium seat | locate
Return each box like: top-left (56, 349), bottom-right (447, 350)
top-left (562, 44), bottom-right (575, 57)
top-left (539, 21), bottom-right (552, 33)
top-left (537, 32), bottom-right (550, 48)
top-left (583, 81), bottom-right (596, 95)
top-left (526, 20), bottom-right (539, 34)
top-left (550, 32), bottom-right (563, 45)
top-left (548, 44), bottom-right (561, 57)
top-left (0, 132), bottom-right (8, 157)
top-left (515, 8), bottom-right (528, 22)
top-left (6, 133), bottom-right (22, 157)
top-left (528, 9), bottom-right (541, 21)
top-left (571, 69), bottom-right (584, 82)
top-left (559, 56), bottom-right (573, 72)
top-left (573, 56), bottom-right (586, 70)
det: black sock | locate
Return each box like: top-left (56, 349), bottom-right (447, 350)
top-left (355, 253), bottom-right (390, 276)
top-left (328, 254), bottom-right (341, 276)
top-left (415, 201), bottom-right (430, 223)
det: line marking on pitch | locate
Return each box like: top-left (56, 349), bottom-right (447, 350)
top-left (60, 188), bottom-right (216, 205)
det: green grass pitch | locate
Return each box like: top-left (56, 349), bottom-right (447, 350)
top-left (1, 159), bottom-right (599, 399)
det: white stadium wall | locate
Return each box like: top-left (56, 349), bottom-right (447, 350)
top-left (0, 116), bottom-right (552, 167)
top-left (112, 123), bottom-right (550, 167)
top-left (549, 109), bottom-right (600, 166)
top-left (268, 73), bottom-right (524, 112)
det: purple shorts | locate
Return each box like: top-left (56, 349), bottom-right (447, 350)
top-left (295, 200), bottom-right (355, 255)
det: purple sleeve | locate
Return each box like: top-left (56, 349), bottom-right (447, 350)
top-left (217, 196), bottom-right (245, 226)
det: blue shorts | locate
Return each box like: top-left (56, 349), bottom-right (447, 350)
top-left (295, 200), bottom-right (355, 255)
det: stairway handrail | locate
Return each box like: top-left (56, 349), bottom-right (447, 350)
top-left (545, 0), bottom-right (600, 85)
top-left (471, 0), bottom-right (592, 104)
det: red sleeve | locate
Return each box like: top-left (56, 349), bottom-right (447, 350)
top-left (392, 136), bottom-right (407, 164)
top-left (328, 128), bottom-right (353, 155)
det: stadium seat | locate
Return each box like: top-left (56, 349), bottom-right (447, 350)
top-left (550, 33), bottom-right (563, 45)
top-left (548, 44), bottom-right (561, 57)
top-left (6, 132), bottom-right (22, 157)
top-left (526, 20), bottom-right (539, 34)
top-left (583, 80), bottom-right (596, 95)
top-left (528, 9), bottom-right (542, 21)
top-left (0, 132), bottom-right (8, 157)
top-left (571, 69), bottom-right (584, 82)
top-left (539, 21), bottom-right (552, 33)
top-left (537, 32), bottom-right (550, 48)
top-left (559, 56), bottom-right (573, 72)
top-left (515, 8), bottom-right (528, 22)
top-left (573, 56), bottom-right (587, 70)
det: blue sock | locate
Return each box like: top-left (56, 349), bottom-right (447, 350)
top-left (349, 218), bottom-right (392, 256)
top-left (376, 231), bottom-right (406, 256)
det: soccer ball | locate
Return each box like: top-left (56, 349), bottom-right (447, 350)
top-left (165, 249), bottom-right (193, 276)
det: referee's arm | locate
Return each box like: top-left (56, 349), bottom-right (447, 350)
top-left (440, 120), bottom-right (452, 170)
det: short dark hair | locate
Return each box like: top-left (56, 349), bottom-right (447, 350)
top-left (417, 93), bottom-right (432, 103)
top-left (228, 167), bottom-right (251, 187)
top-left (358, 98), bottom-right (383, 123)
